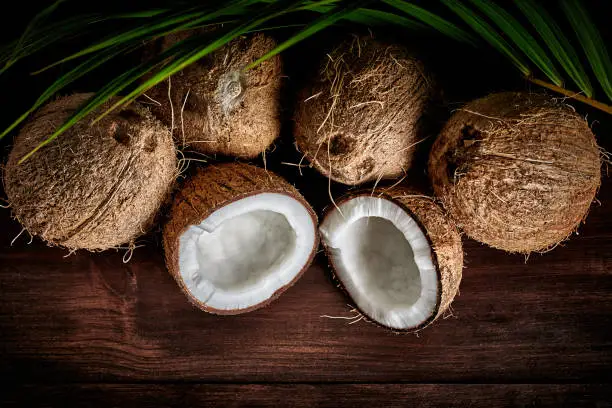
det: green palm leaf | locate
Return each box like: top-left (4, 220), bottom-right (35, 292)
top-left (345, 8), bottom-right (425, 29)
top-left (561, 0), bottom-right (612, 101)
top-left (514, 0), bottom-right (593, 98)
top-left (295, 2), bottom-right (426, 30)
top-left (18, 0), bottom-right (304, 161)
top-left (32, 9), bottom-right (211, 74)
top-left (0, 44), bottom-right (138, 140)
top-left (467, 0), bottom-right (562, 86)
top-left (384, 0), bottom-right (476, 44)
top-left (5, 0), bottom-right (66, 65)
top-left (16, 34), bottom-right (204, 162)
top-left (441, 0), bottom-right (530, 77)
top-left (246, 0), bottom-right (372, 70)
top-left (3, 0), bottom-right (612, 159)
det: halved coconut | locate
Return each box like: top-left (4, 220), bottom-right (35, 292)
top-left (163, 163), bottom-right (318, 314)
top-left (319, 187), bottom-right (462, 330)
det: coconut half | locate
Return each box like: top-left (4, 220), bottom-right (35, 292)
top-left (319, 188), bottom-right (462, 330)
top-left (163, 163), bottom-right (318, 314)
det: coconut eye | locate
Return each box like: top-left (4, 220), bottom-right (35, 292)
top-left (111, 122), bottom-right (131, 146)
top-left (327, 133), bottom-right (356, 156)
top-left (225, 79), bottom-right (243, 100)
top-left (143, 33), bottom-right (282, 158)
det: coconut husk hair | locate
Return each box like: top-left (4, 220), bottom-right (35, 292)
top-left (294, 35), bottom-right (436, 186)
top-left (163, 162), bottom-right (319, 314)
top-left (429, 92), bottom-right (602, 253)
top-left (145, 32), bottom-right (282, 158)
top-left (4, 93), bottom-right (177, 251)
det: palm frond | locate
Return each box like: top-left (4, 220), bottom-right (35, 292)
top-left (513, 0), bottom-right (593, 98)
top-left (17, 0), bottom-right (304, 161)
top-left (16, 34), bottom-right (206, 161)
top-left (467, 0), bottom-right (562, 86)
top-left (345, 8), bottom-right (426, 30)
top-left (5, 0), bottom-right (66, 65)
top-left (0, 44), bottom-right (138, 140)
top-left (384, 0), bottom-right (476, 44)
top-left (2, 0), bottom-right (612, 161)
top-left (441, 0), bottom-right (531, 77)
top-left (0, 9), bottom-right (170, 74)
top-left (247, 0), bottom-right (372, 70)
top-left (32, 8), bottom-right (218, 74)
top-left (561, 0), bottom-right (612, 101)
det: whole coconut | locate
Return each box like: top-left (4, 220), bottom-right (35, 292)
top-left (429, 92), bottom-right (601, 253)
top-left (294, 35), bottom-right (436, 185)
top-left (4, 93), bottom-right (177, 251)
top-left (145, 32), bottom-right (282, 158)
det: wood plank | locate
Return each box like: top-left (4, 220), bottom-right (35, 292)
top-left (3, 384), bottom-right (611, 408)
top-left (1, 175), bottom-right (611, 383)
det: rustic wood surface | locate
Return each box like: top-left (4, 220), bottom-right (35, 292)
top-left (1, 164), bottom-right (611, 406)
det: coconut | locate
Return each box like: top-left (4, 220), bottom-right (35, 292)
top-left (294, 35), bottom-right (435, 185)
top-left (319, 187), bottom-right (463, 331)
top-left (145, 32), bottom-right (282, 158)
top-left (429, 92), bottom-right (601, 253)
top-left (163, 163), bottom-right (318, 314)
top-left (4, 93), bottom-right (177, 251)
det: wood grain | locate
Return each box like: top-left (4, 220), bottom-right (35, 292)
top-left (1, 175), bottom-right (611, 384)
top-left (4, 384), bottom-right (611, 408)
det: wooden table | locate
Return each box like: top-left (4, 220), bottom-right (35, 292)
top-left (1, 146), bottom-right (611, 407)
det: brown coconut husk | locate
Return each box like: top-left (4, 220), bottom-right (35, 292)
top-left (163, 162), bottom-right (318, 314)
top-left (320, 187), bottom-right (463, 331)
top-left (144, 32), bottom-right (282, 158)
top-left (294, 35), bottom-right (436, 185)
top-left (429, 92), bottom-right (602, 253)
top-left (4, 93), bottom-right (177, 251)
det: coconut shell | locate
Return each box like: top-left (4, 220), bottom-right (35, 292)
top-left (321, 187), bottom-right (463, 331)
top-left (145, 32), bottom-right (282, 158)
top-left (4, 93), bottom-right (177, 251)
top-left (294, 36), bottom-right (436, 185)
top-left (163, 162), bottom-right (319, 314)
top-left (429, 92), bottom-right (601, 253)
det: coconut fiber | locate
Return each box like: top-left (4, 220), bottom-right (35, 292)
top-left (429, 92), bottom-right (601, 253)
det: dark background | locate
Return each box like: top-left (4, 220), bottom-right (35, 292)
top-left (1, 1), bottom-right (611, 407)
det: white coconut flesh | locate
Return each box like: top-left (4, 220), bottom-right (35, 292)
top-left (319, 196), bottom-right (439, 329)
top-left (178, 193), bottom-right (316, 312)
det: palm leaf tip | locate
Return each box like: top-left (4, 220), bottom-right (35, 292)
top-left (561, 0), bottom-right (612, 102)
top-left (383, 0), bottom-right (477, 45)
top-left (468, 0), bottom-right (563, 87)
top-left (441, 0), bottom-right (531, 77)
top-left (245, 0), bottom-right (373, 70)
top-left (514, 0), bottom-right (593, 98)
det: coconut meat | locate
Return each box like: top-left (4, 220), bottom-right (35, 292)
top-left (319, 196), bottom-right (439, 329)
top-left (178, 193), bottom-right (315, 312)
